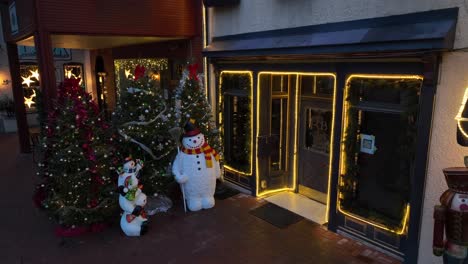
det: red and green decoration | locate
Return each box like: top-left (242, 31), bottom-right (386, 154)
top-left (34, 78), bottom-right (118, 235)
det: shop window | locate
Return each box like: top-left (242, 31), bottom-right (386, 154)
top-left (219, 72), bottom-right (253, 175)
top-left (114, 58), bottom-right (169, 99)
top-left (339, 75), bottom-right (422, 234)
top-left (63, 62), bottom-right (84, 86)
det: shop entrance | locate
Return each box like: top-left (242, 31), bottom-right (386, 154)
top-left (256, 72), bottom-right (335, 223)
top-left (257, 73), bottom-right (295, 196)
top-left (257, 72), bottom-right (335, 201)
top-left (297, 74), bottom-right (335, 204)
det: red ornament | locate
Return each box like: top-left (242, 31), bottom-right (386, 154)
top-left (134, 65), bottom-right (146, 81)
top-left (188, 64), bottom-right (199, 81)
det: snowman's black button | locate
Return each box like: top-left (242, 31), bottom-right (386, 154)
top-left (197, 161), bottom-right (200, 164)
top-left (198, 168), bottom-right (201, 170)
top-left (196, 155), bottom-right (199, 158)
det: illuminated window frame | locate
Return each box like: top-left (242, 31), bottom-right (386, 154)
top-left (256, 71), bottom-right (337, 223)
top-left (219, 71), bottom-right (254, 177)
top-left (338, 74), bottom-right (423, 235)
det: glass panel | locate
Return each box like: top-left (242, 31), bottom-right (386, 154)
top-left (300, 75), bottom-right (333, 97)
top-left (270, 98), bottom-right (286, 171)
top-left (300, 76), bottom-right (314, 96)
top-left (304, 107), bottom-right (332, 154)
top-left (271, 75), bottom-right (288, 93)
top-left (219, 72), bottom-right (252, 175)
top-left (340, 77), bottom-right (422, 232)
top-left (225, 95), bottom-right (250, 172)
top-left (348, 78), bottom-right (421, 104)
top-left (316, 76), bottom-right (334, 96)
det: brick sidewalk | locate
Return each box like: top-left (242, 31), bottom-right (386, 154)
top-left (0, 134), bottom-right (401, 264)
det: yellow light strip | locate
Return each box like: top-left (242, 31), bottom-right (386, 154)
top-left (338, 74), bottom-right (422, 235)
top-left (219, 71), bottom-right (254, 177)
top-left (256, 72), bottom-right (336, 200)
top-left (202, 4), bottom-right (208, 95)
top-left (455, 88), bottom-right (468, 138)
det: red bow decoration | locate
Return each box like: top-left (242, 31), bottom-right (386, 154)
top-left (134, 65), bottom-right (146, 81)
top-left (188, 64), bottom-right (199, 81)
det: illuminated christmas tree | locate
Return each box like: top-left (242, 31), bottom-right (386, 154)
top-left (112, 65), bottom-right (176, 195)
top-left (35, 78), bottom-right (117, 230)
top-left (173, 64), bottom-right (221, 153)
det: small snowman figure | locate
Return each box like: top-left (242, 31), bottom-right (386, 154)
top-left (120, 192), bottom-right (149, 236)
top-left (433, 167), bottom-right (468, 263)
top-left (117, 157), bottom-right (148, 236)
top-left (172, 119), bottom-right (221, 211)
top-left (117, 157), bottom-right (144, 214)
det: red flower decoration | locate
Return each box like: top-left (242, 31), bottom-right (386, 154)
top-left (134, 65), bottom-right (146, 81)
top-left (188, 64), bottom-right (199, 81)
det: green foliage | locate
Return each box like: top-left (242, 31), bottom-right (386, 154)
top-left (219, 73), bottom-right (252, 173)
top-left (36, 79), bottom-right (117, 227)
top-left (112, 68), bottom-right (176, 195)
top-left (174, 70), bottom-right (221, 153)
top-left (113, 63), bottom-right (220, 195)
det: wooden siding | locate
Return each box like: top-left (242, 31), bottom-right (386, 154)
top-left (36, 0), bottom-right (196, 37)
top-left (2, 0), bottom-right (35, 42)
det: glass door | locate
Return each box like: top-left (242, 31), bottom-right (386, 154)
top-left (257, 73), bottom-right (296, 196)
top-left (297, 75), bottom-right (335, 204)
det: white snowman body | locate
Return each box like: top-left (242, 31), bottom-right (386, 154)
top-left (120, 192), bottom-right (149, 236)
top-left (172, 132), bottom-right (220, 211)
top-left (118, 159), bottom-right (144, 213)
top-left (119, 188), bottom-right (142, 213)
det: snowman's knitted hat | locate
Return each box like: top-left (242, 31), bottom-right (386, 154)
top-left (183, 119), bottom-right (201, 137)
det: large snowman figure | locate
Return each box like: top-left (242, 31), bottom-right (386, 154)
top-left (172, 119), bottom-right (221, 211)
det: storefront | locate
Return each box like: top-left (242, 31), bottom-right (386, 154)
top-left (204, 6), bottom-right (460, 263)
top-left (1, 0), bottom-right (202, 152)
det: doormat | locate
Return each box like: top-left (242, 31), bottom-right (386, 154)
top-left (214, 185), bottom-right (240, 200)
top-left (250, 203), bottom-right (304, 228)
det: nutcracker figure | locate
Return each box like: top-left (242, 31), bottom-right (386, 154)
top-left (433, 167), bottom-right (468, 263)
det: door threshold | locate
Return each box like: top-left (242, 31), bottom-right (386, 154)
top-left (264, 191), bottom-right (327, 225)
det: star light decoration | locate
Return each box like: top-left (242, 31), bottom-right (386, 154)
top-left (22, 76), bottom-right (34, 87)
top-left (24, 89), bottom-right (36, 108)
top-left (30, 69), bottom-right (40, 81)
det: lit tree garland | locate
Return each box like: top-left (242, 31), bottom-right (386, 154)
top-left (112, 65), bottom-right (176, 195)
top-left (34, 78), bottom-right (117, 229)
top-left (173, 64), bottom-right (221, 154)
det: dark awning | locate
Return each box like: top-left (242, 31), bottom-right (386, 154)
top-left (204, 8), bottom-right (458, 57)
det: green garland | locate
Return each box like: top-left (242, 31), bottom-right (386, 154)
top-left (340, 78), bottom-right (421, 232)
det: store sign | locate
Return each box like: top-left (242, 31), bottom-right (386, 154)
top-left (9, 2), bottom-right (18, 35)
top-left (18, 46), bottom-right (72, 60)
top-left (360, 134), bottom-right (377, 155)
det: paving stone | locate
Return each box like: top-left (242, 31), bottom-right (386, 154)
top-left (0, 134), bottom-right (402, 264)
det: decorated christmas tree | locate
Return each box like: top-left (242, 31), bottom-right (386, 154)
top-left (112, 65), bottom-right (176, 195)
top-left (35, 78), bottom-right (117, 232)
top-left (173, 64), bottom-right (221, 153)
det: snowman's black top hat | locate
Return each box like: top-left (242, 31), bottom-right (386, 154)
top-left (183, 119), bottom-right (201, 137)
